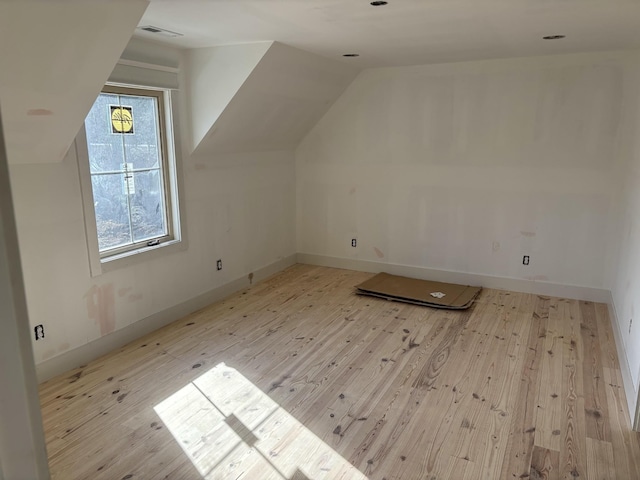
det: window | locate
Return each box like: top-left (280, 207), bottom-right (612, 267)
top-left (78, 84), bottom-right (182, 270)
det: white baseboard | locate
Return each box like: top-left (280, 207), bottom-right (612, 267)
top-left (36, 254), bottom-right (297, 383)
top-left (296, 253), bottom-right (610, 303)
top-left (606, 292), bottom-right (638, 426)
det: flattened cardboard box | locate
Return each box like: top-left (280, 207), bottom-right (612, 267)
top-left (355, 272), bottom-right (482, 310)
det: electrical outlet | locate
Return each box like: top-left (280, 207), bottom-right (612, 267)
top-left (523, 255), bottom-right (530, 265)
top-left (34, 324), bottom-right (45, 340)
top-left (351, 238), bottom-right (357, 248)
top-left (216, 259), bottom-right (222, 271)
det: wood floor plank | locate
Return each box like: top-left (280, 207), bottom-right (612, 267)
top-left (580, 301), bottom-right (611, 442)
top-left (559, 299), bottom-right (588, 480)
top-left (586, 437), bottom-right (616, 480)
top-left (530, 445), bottom-right (559, 480)
top-left (436, 290), bottom-right (519, 466)
top-left (497, 295), bottom-right (548, 479)
top-left (595, 303), bottom-right (617, 371)
top-left (463, 293), bottom-right (530, 480)
top-left (534, 297), bottom-right (563, 451)
top-left (38, 264), bottom-right (640, 480)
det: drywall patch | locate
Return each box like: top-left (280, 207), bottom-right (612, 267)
top-left (520, 231), bottom-right (536, 237)
top-left (128, 293), bottom-right (144, 302)
top-left (373, 247), bottom-right (385, 259)
top-left (194, 163), bottom-right (206, 171)
top-left (349, 187), bottom-right (356, 195)
top-left (85, 284), bottom-right (116, 336)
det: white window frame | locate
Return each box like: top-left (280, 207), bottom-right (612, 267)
top-left (76, 83), bottom-right (186, 276)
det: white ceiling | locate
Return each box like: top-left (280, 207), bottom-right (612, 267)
top-left (138, 0), bottom-right (640, 68)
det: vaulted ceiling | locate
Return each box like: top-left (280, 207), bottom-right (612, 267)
top-left (5, 1), bottom-right (640, 166)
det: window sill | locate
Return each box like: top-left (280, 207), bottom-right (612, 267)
top-left (90, 238), bottom-right (186, 277)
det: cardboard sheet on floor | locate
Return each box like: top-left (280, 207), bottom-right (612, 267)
top-left (355, 272), bottom-right (481, 310)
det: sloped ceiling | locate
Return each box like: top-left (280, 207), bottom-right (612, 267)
top-left (190, 42), bottom-right (360, 156)
top-left (186, 42), bottom-right (272, 153)
top-left (0, 0), bottom-right (148, 165)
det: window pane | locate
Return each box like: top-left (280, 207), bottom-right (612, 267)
top-left (125, 143), bottom-right (161, 171)
top-left (85, 93), bottom-right (125, 173)
top-left (122, 95), bottom-right (161, 170)
top-left (83, 86), bottom-right (175, 257)
top-left (91, 173), bottom-right (132, 251)
top-left (130, 170), bottom-right (167, 242)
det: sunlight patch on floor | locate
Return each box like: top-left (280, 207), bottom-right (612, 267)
top-left (154, 362), bottom-right (368, 480)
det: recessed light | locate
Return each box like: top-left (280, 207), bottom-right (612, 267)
top-left (543, 35), bottom-right (566, 40)
top-left (370, 1), bottom-right (388, 6)
top-left (343, 53), bottom-right (360, 57)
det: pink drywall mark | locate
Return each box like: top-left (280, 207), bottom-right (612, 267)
top-left (128, 293), bottom-right (144, 302)
top-left (27, 108), bottom-right (53, 116)
top-left (118, 287), bottom-right (133, 297)
top-left (85, 284), bottom-right (116, 336)
top-left (373, 247), bottom-right (385, 259)
top-left (194, 163), bottom-right (206, 170)
top-left (520, 231), bottom-right (536, 237)
top-left (525, 275), bottom-right (549, 281)
top-left (58, 342), bottom-right (70, 353)
top-left (42, 349), bottom-right (56, 361)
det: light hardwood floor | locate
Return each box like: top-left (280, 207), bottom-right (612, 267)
top-left (39, 265), bottom-right (640, 479)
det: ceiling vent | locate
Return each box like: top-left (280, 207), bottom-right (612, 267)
top-left (137, 25), bottom-right (183, 37)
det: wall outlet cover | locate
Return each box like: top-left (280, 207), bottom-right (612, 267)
top-left (34, 324), bottom-right (45, 340)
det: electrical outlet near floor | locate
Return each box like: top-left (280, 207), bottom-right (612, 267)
top-left (523, 255), bottom-right (530, 265)
top-left (216, 259), bottom-right (222, 271)
top-left (351, 238), bottom-right (357, 248)
top-left (34, 324), bottom-right (45, 340)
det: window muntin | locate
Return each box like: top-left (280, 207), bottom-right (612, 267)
top-left (84, 85), bottom-right (174, 256)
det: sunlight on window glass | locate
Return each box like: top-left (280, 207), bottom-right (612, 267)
top-left (154, 363), bottom-right (369, 480)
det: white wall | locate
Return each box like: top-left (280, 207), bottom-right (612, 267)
top-left (296, 52), bottom-right (628, 291)
top-left (9, 33), bottom-right (360, 379)
top-left (10, 42), bottom-right (296, 373)
top-left (11, 146), bottom-right (295, 369)
top-left (607, 53), bottom-right (640, 404)
top-left (0, 108), bottom-right (49, 479)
